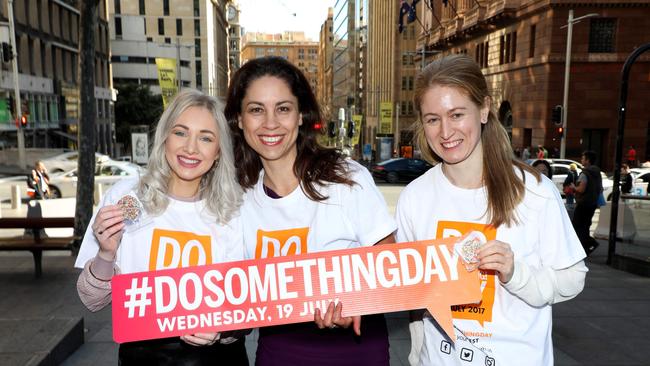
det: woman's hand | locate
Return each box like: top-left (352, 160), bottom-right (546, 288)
top-left (181, 332), bottom-right (220, 346)
top-left (314, 302), bottom-right (361, 336)
top-left (477, 240), bottom-right (515, 283)
top-left (92, 205), bottom-right (125, 261)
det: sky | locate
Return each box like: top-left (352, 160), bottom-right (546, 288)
top-left (238, 0), bottom-right (334, 41)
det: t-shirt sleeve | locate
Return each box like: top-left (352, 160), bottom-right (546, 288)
top-left (395, 187), bottom-right (416, 243)
top-left (577, 172), bottom-right (588, 184)
top-left (537, 181), bottom-right (586, 269)
top-left (342, 163), bottom-right (396, 246)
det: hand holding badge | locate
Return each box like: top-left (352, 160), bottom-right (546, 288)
top-left (454, 231), bottom-right (485, 272)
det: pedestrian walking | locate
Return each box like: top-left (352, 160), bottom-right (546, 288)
top-left (396, 54), bottom-right (587, 366)
top-left (74, 90), bottom-right (248, 365)
top-left (522, 146), bottom-right (530, 161)
top-left (572, 150), bottom-right (603, 256)
top-left (29, 161), bottom-right (50, 199)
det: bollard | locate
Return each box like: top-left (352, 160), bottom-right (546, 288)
top-left (94, 183), bottom-right (104, 205)
top-left (11, 185), bottom-right (21, 210)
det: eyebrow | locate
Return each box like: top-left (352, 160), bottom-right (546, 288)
top-left (422, 107), bottom-right (468, 116)
top-left (245, 100), bottom-right (296, 107)
top-left (172, 123), bottom-right (217, 136)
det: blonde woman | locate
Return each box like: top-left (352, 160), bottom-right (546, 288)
top-left (396, 55), bottom-right (587, 365)
top-left (74, 89), bottom-right (247, 365)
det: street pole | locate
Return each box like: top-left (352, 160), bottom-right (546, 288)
top-left (8, 0), bottom-right (25, 169)
top-left (395, 102), bottom-right (400, 155)
top-left (560, 10), bottom-right (573, 159)
top-left (561, 10), bottom-right (599, 159)
top-left (176, 37), bottom-right (181, 90)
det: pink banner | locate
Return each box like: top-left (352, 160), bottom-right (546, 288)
top-left (112, 238), bottom-right (481, 343)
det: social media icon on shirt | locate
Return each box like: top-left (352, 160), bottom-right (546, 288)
top-left (440, 340), bottom-right (451, 354)
top-left (460, 348), bottom-right (474, 362)
top-left (485, 356), bottom-right (495, 366)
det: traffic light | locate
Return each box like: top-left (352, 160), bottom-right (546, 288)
top-left (551, 105), bottom-right (563, 126)
top-left (556, 126), bottom-right (564, 139)
top-left (328, 121), bottom-right (336, 138)
top-left (313, 121), bottom-right (323, 133)
top-left (20, 115), bottom-right (27, 127)
top-left (347, 121), bottom-right (355, 138)
top-left (1, 42), bottom-right (13, 63)
top-left (8, 95), bottom-right (14, 117)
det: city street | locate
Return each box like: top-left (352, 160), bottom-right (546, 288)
top-left (1, 182), bottom-right (650, 365)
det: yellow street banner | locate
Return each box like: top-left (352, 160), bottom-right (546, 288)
top-left (352, 115), bottom-right (362, 146)
top-left (380, 102), bottom-right (393, 134)
top-left (155, 58), bottom-right (178, 108)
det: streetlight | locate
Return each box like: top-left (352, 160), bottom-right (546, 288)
top-left (560, 10), bottom-right (599, 159)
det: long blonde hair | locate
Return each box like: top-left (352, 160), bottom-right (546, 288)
top-left (413, 55), bottom-right (540, 228)
top-left (138, 89), bottom-right (242, 224)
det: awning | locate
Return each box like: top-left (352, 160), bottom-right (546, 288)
top-left (51, 130), bottom-right (78, 142)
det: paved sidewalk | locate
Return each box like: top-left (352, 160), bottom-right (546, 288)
top-left (0, 241), bottom-right (648, 365)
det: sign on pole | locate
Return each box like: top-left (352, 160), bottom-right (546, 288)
top-left (379, 102), bottom-right (393, 134)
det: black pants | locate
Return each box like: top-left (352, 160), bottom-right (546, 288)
top-left (118, 337), bottom-right (248, 366)
top-left (572, 203), bottom-right (598, 253)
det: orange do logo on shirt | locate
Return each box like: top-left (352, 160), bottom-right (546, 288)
top-left (148, 229), bottom-right (212, 271)
top-left (437, 220), bottom-right (496, 327)
top-left (255, 228), bottom-right (309, 259)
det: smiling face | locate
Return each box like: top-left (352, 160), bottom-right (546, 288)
top-left (420, 85), bottom-right (489, 167)
top-left (164, 106), bottom-right (220, 194)
top-left (238, 75), bottom-right (302, 168)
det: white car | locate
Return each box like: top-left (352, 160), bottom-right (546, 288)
top-left (41, 151), bottom-right (111, 173)
top-left (47, 161), bottom-right (144, 198)
top-left (628, 168), bottom-right (650, 195)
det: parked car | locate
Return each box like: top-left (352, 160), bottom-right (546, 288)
top-left (41, 151), bottom-right (111, 173)
top-left (371, 158), bottom-right (432, 184)
top-left (47, 161), bottom-right (145, 198)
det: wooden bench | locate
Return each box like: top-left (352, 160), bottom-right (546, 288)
top-left (0, 217), bottom-right (78, 278)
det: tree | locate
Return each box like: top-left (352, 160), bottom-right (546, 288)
top-left (74, 0), bottom-right (99, 249)
top-left (114, 83), bottom-right (163, 146)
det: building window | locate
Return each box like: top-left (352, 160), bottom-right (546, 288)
top-left (475, 41), bottom-right (489, 68)
top-left (158, 18), bottom-right (164, 35)
top-left (195, 38), bottom-right (201, 57)
top-left (194, 19), bottom-right (201, 37)
top-left (401, 76), bottom-right (407, 90)
top-left (164, 0), bottom-right (170, 16)
top-left (529, 25), bottom-right (536, 58)
top-left (115, 17), bottom-right (122, 38)
top-left (139, 0), bottom-right (145, 15)
top-left (176, 19), bottom-right (182, 36)
top-left (115, 0), bottom-right (121, 14)
top-left (589, 18), bottom-right (616, 53)
top-left (499, 31), bottom-right (516, 65)
top-left (195, 60), bottom-right (202, 88)
top-left (164, 37), bottom-right (171, 44)
top-left (194, 0), bottom-right (200, 16)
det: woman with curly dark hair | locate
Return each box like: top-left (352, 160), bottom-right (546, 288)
top-left (224, 56), bottom-right (395, 365)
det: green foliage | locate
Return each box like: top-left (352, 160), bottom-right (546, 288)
top-left (114, 83), bottom-right (163, 146)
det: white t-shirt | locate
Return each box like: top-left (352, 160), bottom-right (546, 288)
top-left (396, 164), bottom-right (585, 366)
top-left (75, 179), bottom-right (243, 273)
top-left (241, 160), bottom-right (396, 260)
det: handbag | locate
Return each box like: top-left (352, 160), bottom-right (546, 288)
top-left (563, 185), bottom-right (575, 195)
top-left (597, 191), bottom-right (606, 207)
